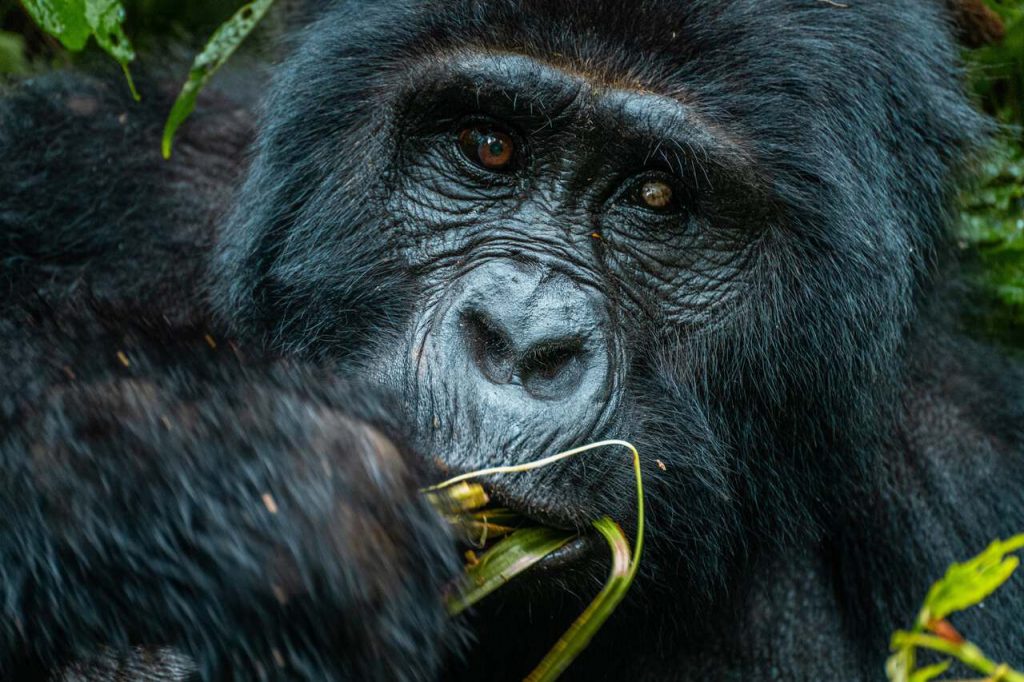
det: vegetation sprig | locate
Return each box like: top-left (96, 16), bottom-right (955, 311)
top-left (887, 535), bottom-right (1024, 682)
top-left (426, 440), bottom-right (645, 682)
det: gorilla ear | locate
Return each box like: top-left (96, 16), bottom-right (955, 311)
top-left (947, 0), bottom-right (1006, 48)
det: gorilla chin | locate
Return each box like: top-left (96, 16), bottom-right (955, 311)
top-left (1, 1), bottom-right (1022, 681)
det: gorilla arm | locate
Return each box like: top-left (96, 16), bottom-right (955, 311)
top-left (0, 322), bottom-right (458, 681)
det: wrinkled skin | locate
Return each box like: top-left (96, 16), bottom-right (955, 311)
top-left (1, 1), bottom-right (1022, 680)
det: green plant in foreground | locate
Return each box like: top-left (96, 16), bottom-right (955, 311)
top-left (160, 0), bottom-right (273, 158)
top-left (20, 0), bottom-right (138, 97)
top-left (426, 440), bottom-right (644, 682)
top-left (16, 0), bottom-right (276, 157)
top-left (887, 534), bottom-right (1024, 682)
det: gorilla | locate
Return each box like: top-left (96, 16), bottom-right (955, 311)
top-left (1, 0), bottom-right (1022, 680)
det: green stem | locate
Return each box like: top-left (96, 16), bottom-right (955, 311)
top-left (523, 446), bottom-right (644, 682)
top-left (893, 633), bottom-right (1024, 682)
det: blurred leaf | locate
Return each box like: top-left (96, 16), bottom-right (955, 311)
top-left (959, 139), bottom-right (1024, 338)
top-left (886, 645), bottom-right (913, 682)
top-left (983, 0), bottom-right (1024, 25)
top-left (84, 0), bottom-right (137, 97)
top-left (19, 0), bottom-right (137, 97)
top-left (0, 29), bottom-right (28, 73)
top-left (84, 0), bottom-right (132, 62)
top-left (888, 535), bottom-right (1024, 682)
top-left (972, 2), bottom-right (1024, 124)
top-left (917, 534), bottom-right (1024, 626)
top-left (161, 0), bottom-right (274, 158)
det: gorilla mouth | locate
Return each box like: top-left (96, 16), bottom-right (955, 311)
top-left (439, 446), bottom-right (643, 679)
top-left (473, 484), bottom-right (599, 573)
top-left (432, 435), bottom-right (644, 674)
top-left (480, 482), bottom-right (583, 532)
top-left (449, 501), bottom-right (600, 590)
top-left (446, 454), bottom-right (640, 581)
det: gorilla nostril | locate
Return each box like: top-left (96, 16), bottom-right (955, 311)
top-left (523, 340), bottom-right (582, 380)
top-left (462, 311), bottom-right (515, 384)
top-left (519, 338), bottom-right (586, 400)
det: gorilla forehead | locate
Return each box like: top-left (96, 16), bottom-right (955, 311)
top-left (311, 0), bottom-right (957, 116)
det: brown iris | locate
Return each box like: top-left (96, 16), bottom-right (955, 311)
top-left (458, 125), bottom-right (515, 171)
top-left (639, 180), bottom-right (674, 210)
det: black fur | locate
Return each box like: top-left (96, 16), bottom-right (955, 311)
top-left (1, 1), bottom-right (1022, 680)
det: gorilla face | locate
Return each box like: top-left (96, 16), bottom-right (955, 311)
top-left (217, 0), bottom-right (981, 600)
top-left (376, 53), bottom-right (762, 526)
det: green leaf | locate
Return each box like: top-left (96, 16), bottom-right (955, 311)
top-left (19, 0), bottom-right (91, 51)
top-left (918, 535), bottom-right (1024, 626)
top-left (84, 0), bottom-right (132, 62)
top-left (446, 526), bottom-right (574, 615)
top-left (84, 0), bottom-right (138, 99)
top-left (524, 518), bottom-right (634, 682)
top-left (20, 0), bottom-right (137, 98)
top-left (162, 0), bottom-right (276, 158)
top-left (0, 30), bottom-right (29, 74)
top-left (524, 447), bottom-right (645, 682)
top-left (885, 644), bottom-right (913, 682)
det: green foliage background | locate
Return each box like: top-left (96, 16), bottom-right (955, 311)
top-left (962, 2), bottom-right (1024, 345)
top-left (0, 0), bottom-right (1022, 339)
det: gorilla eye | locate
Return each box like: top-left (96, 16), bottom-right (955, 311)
top-left (620, 175), bottom-right (688, 215)
top-left (639, 180), bottom-right (675, 210)
top-left (457, 125), bottom-right (516, 172)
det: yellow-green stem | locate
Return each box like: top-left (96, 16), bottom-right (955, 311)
top-left (892, 633), bottom-right (1024, 682)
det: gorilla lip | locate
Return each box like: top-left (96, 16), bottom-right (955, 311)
top-left (531, 533), bottom-right (597, 572)
top-left (480, 484), bottom-right (582, 533)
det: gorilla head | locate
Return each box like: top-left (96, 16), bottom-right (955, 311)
top-left (215, 0), bottom-right (984, 613)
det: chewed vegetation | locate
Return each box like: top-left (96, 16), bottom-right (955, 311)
top-left (425, 440), bottom-right (644, 682)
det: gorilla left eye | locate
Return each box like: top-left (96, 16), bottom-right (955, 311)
top-left (457, 124), bottom-right (516, 172)
top-left (636, 179), bottom-right (678, 212)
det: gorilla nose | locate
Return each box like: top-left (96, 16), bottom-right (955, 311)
top-left (462, 309), bottom-right (587, 400)
top-left (444, 261), bottom-right (610, 404)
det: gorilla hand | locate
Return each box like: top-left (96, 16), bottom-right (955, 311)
top-left (0, 367), bottom-right (458, 681)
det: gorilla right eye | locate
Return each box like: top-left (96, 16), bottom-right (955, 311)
top-left (457, 124), bottom-right (516, 172)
